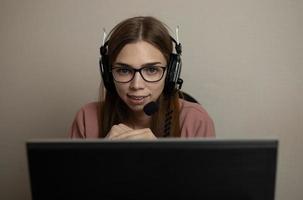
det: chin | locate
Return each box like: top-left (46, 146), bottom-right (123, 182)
top-left (128, 104), bottom-right (145, 113)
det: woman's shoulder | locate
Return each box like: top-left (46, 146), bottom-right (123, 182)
top-left (78, 101), bottom-right (100, 114)
top-left (76, 101), bottom-right (101, 123)
top-left (178, 98), bottom-right (215, 137)
top-left (179, 98), bottom-right (209, 116)
top-left (69, 101), bottom-right (101, 138)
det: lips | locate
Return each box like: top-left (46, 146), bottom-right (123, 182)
top-left (127, 94), bottom-right (149, 105)
top-left (127, 94), bottom-right (148, 100)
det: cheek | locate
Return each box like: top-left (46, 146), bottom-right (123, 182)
top-left (159, 80), bottom-right (165, 91)
top-left (114, 83), bottom-right (127, 96)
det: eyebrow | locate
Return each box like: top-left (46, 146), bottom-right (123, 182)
top-left (113, 62), bottom-right (163, 68)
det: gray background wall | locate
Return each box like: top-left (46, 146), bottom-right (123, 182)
top-left (0, 0), bottom-right (302, 199)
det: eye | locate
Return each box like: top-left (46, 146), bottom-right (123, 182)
top-left (143, 66), bottom-right (161, 75)
top-left (114, 67), bottom-right (132, 75)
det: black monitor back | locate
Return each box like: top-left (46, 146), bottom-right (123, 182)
top-left (27, 139), bottom-right (278, 200)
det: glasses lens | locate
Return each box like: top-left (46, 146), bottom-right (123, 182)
top-left (112, 67), bottom-right (134, 83)
top-left (141, 66), bottom-right (165, 82)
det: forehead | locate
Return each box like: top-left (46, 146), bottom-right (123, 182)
top-left (114, 41), bottom-right (166, 67)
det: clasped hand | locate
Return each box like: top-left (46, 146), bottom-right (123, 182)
top-left (106, 123), bottom-right (157, 140)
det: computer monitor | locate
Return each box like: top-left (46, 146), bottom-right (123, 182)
top-left (26, 139), bottom-right (278, 200)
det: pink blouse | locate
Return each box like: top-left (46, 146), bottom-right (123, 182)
top-left (69, 99), bottom-right (215, 138)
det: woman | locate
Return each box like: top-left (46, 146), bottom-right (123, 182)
top-left (69, 16), bottom-right (215, 139)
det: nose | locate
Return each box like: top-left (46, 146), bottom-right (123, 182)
top-left (129, 71), bottom-right (145, 89)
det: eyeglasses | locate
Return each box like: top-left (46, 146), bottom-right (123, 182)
top-left (111, 64), bottom-right (166, 83)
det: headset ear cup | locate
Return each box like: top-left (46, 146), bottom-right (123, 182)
top-left (164, 53), bottom-right (182, 96)
top-left (100, 54), bottom-right (115, 93)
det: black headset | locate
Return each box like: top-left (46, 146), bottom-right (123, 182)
top-left (99, 36), bottom-right (183, 96)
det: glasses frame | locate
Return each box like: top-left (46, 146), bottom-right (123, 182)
top-left (110, 65), bottom-right (167, 83)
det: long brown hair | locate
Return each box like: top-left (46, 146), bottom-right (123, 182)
top-left (100, 16), bottom-right (181, 137)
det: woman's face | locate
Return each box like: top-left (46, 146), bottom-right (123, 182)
top-left (113, 41), bottom-right (167, 113)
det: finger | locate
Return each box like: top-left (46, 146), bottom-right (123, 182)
top-left (117, 123), bottom-right (133, 131)
top-left (112, 129), bottom-right (156, 140)
top-left (112, 132), bottom-right (142, 140)
top-left (106, 125), bottom-right (126, 138)
top-left (106, 124), bottom-right (134, 138)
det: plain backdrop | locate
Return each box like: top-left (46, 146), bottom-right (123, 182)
top-left (0, 0), bottom-right (302, 199)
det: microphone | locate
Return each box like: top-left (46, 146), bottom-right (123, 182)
top-left (143, 101), bottom-right (159, 116)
